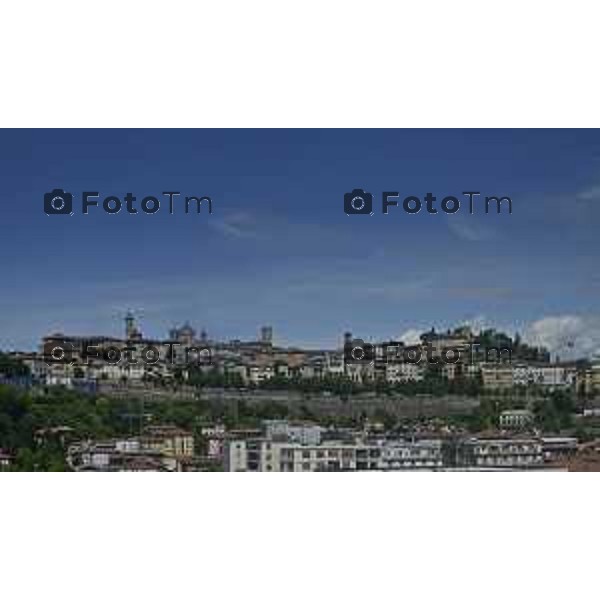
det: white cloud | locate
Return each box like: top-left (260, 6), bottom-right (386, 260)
top-left (524, 315), bottom-right (600, 359)
top-left (398, 328), bottom-right (422, 345)
top-left (460, 315), bottom-right (489, 335)
top-left (576, 185), bottom-right (600, 202)
top-left (397, 314), bottom-right (600, 359)
top-left (209, 212), bottom-right (260, 239)
top-left (447, 215), bottom-right (495, 242)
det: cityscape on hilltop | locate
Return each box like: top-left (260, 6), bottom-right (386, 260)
top-left (1, 312), bottom-right (600, 472)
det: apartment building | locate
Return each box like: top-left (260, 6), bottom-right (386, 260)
top-left (222, 432), bottom-right (576, 471)
top-left (540, 437), bottom-right (578, 463)
top-left (513, 364), bottom-right (576, 389)
top-left (225, 439), bottom-right (382, 472)
top-left (577, 358), bottom-right (600, 395)
top-left (226, 437), bottom-right (444, 472)
top-left (246, 364), bottom-right (275, 385)
top-left (263, 420), bottom-right (323, 445)
top-left (67, 439), bottom-right (179, 472)
top-left (499, 409), bottom-right (534, 429)
top-left (324, 353), bottom-right (345, 376)
top-left (344, 361), bottom-right (374, 383)
top-left (482, 363), bottom-right (576, 391)
top-left (481, 365), bottom-right (515, 390)
top-left (385, 361), bottom-right (424, 383)
top-left (460, 438), bottom-right (543, 468)
top-left (379, 440), bottom-right (444, 469)
top-left (140, 426), bottom-right (194, 458)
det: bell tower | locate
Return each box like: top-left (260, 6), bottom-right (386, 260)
top-left (125, 311), bottom-right (137, 340)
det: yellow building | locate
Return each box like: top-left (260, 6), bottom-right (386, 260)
top-left (481, 365), bottom-right (514, 390)
top-left (141, 426), bottom-right (194, 458)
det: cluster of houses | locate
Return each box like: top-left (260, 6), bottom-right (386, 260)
top-left (57, 418), bottom-right (581, 472)
top-left (7, 316), bottom-right (600, 395)
top-left (217, 419), bottom-right (580, 471)
top-left (67, 425), bottom-right (197, 472)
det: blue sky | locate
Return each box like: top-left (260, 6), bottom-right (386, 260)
top-left (1, 129), bottom-right (600, 355)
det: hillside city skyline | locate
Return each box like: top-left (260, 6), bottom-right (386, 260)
top-left (2, 130), bottom-right (600, 356)
top-left (4, 312), bottom-right (596, 362)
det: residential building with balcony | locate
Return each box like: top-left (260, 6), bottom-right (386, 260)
top-left (499, 409), bottom-right (534, 429)
top-left (460, 438), bottom-right (543, 468)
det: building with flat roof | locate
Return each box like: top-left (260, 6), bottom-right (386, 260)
top-left (499, 409), bottom-right (534, 429)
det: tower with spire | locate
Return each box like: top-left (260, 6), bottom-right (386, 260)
top-left (125, 311), bottom-right (141, 341)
